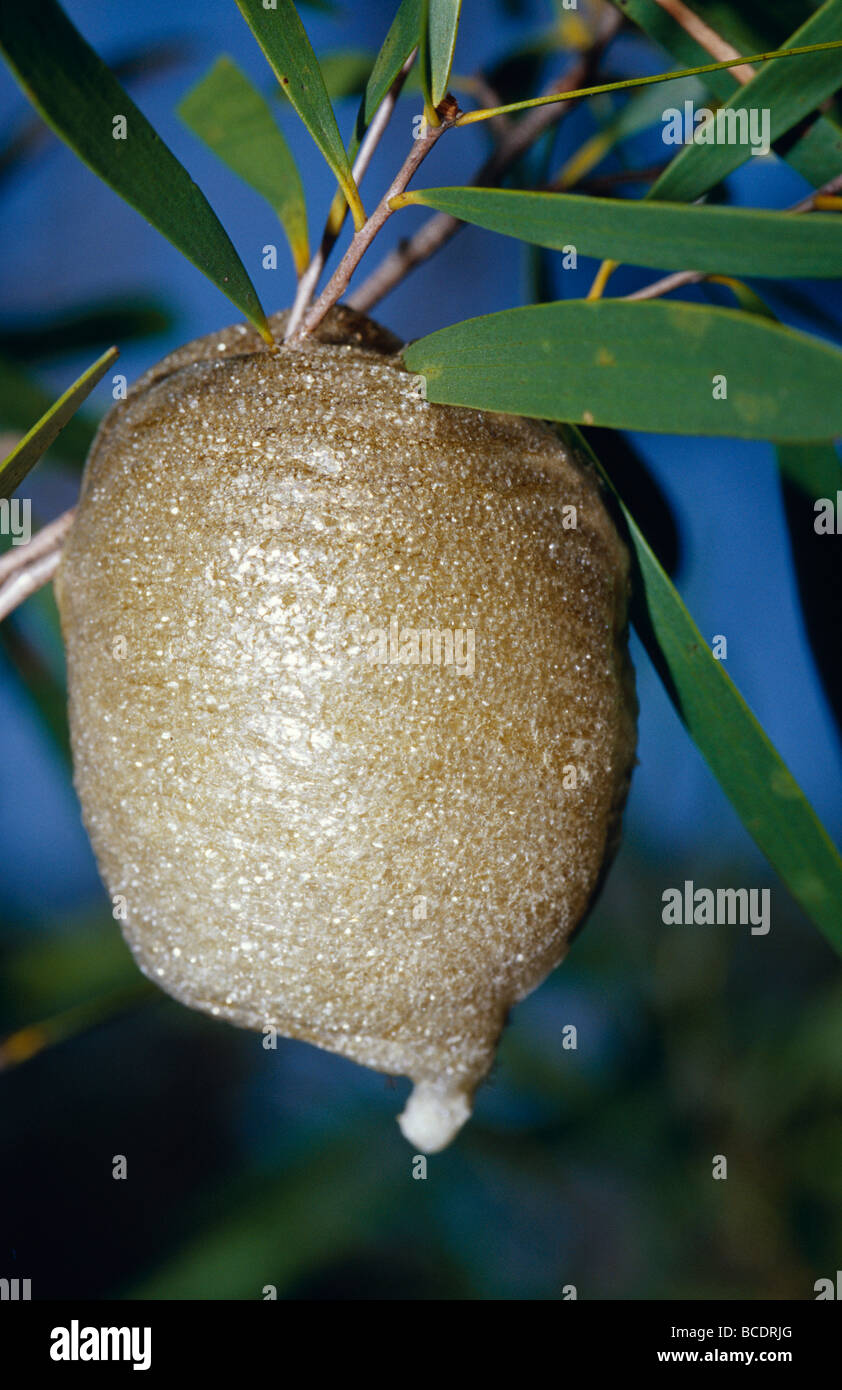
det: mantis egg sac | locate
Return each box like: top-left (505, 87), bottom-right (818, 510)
top-left (56, 306), bottom-right (637, 1153)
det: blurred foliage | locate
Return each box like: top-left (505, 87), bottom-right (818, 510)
top-left (2, 856), bottom-right (839, 1298)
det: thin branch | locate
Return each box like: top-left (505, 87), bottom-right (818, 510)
top-left (652, 0), bottom-right (756, 84)
top-left (573, 162), bottom-right (670, 192)
top-left (288, 99), bottom-right (461, 344)
top-left (0, 507), bottom-right (75, 622)
top-left (789, 170), bottom-right (842, 213)
top-left (348, 7), bottom-right (623, 314)
top-left (284, 52), bottom-right (417, 341)
top-left (625, 269), bottom-right (704, 301)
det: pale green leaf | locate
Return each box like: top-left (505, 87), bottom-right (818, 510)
top-left (179, 56), bottom-right (309, 276)
top-left (402, 299), bottom-right (842, 440)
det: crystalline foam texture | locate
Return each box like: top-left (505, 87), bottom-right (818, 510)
top-left (56, 307), bottom-right (637, 1151)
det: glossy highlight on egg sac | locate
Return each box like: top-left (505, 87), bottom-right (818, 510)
top-left (56, 307), bottom-right (637, 1152)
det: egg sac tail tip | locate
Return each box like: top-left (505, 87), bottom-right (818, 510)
top-left (397, 1080), bottom-right (473, 1153)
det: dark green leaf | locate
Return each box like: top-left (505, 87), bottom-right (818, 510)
top-left (398, 186), bottom-right (842, 279)
top-left (235, 0), bottom-right (364, 228)
top-left (0, 0), bottom-right (270, 340)
top-left (0, 297), bottom-right (171, 361)
top-left (403, 300), bottom-right (842, 441)
top-left (352, 0), bottom-right (422, 151)
top-left (571, 426), bottom-right (842, 953)
top-left (582, 426), bottom-right (681, 578)
top-left (0, 347), bottom-right (116, 501)
top-left (0, 36), bottom-right (193, 188)
top-left (428, 0), bottom-right (461, 107)
top-left (179, 56), bottom-right (309, 276)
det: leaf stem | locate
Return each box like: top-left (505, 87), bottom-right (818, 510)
top-left (587, 257), bottom-right (619, 300)
top-left (454, 40), bottom-right (842, 126)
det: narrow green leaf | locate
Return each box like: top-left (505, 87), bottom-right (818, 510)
top-left (0, 36), bottom-right (193, 190)
top-left (0, 359), bottom-right (97, 463)
top-left (353, 0), bottom-right (423, 151)
top-left (649, 0), bottom-right (842, 203)
top-left (422, 0), bottom-right (462, 110)
top-left (779, 111), bottom-right (842, 191)
top-left (582, 426), bottom-right (681, 578)
top-left (618, 0), bottom-right (842, 193)
top-left (274, 49), bottom-right (377, 104)
top-left (323, 3), bottom-right (423, 244)
top-left (778, 442), bottom-right (842, 500)
top-left (0, 0), bottom-right (270, 342)
top-left (403, 300), bottom-right (842, 441)
top-left (179, 56), bottom-right (309, 277)
top-left (234, 0), bottom-right (365, 230)
top-left (0, 347), bottom-right (117, 502)
top-left (568, 426), bottom-right (842, 952)
top-left (397, 187), bottom-right (842, 279)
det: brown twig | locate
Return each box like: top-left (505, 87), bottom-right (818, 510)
top-left (652, 0), bottom-right (756, 84)
top-left (288, 98), bottom-right (461, 344)
top-left (624, 269), bottom-right (704, 301)
top-left (284, 53), bottom-right (417, 342)
top-left (789, 170), bottom-right (842, 213)
top-left (0, 507), bottom-right (75, 622)
top-left (570, 162), bottom-right (670, 193)
top-left (347, 6), bottom-right (623, 314)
